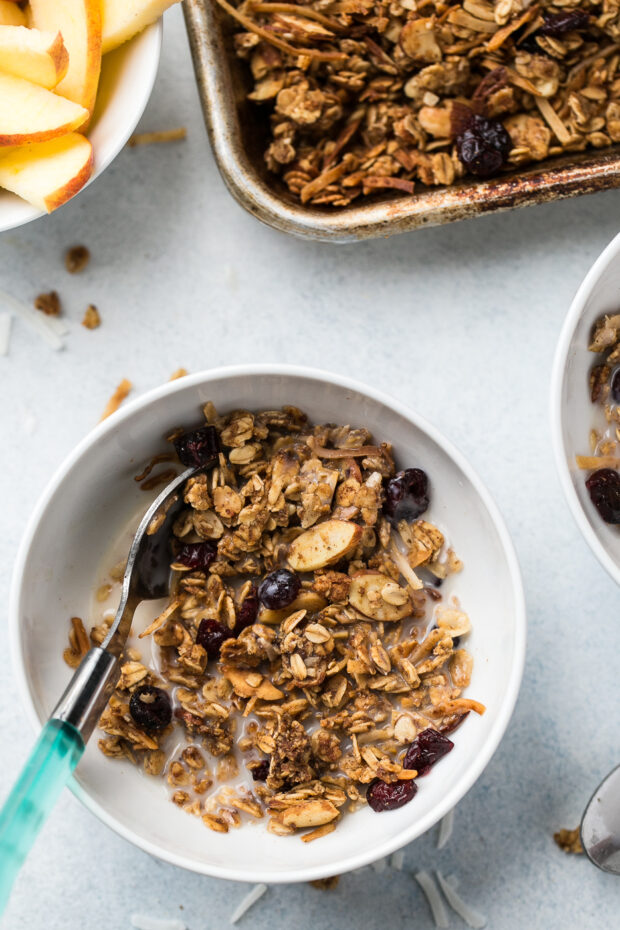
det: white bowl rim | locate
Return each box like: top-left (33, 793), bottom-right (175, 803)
top-left (9, 363), bottom-right (527, 883)
top-left (0, 20), bottom-right (163, 235)
top-left (550, 232), bottom-right (620, 587)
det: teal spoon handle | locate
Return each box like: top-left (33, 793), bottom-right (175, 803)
top-left (0, 719), bottom-right (84, 916)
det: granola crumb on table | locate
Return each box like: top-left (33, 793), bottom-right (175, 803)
top-left (217, 0), bottom-right (620, 206)
top-left (69, 404), bottom-right (484, 839)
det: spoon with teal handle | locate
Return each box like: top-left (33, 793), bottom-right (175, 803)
top-left (0, 464), bottom-right (200, 915)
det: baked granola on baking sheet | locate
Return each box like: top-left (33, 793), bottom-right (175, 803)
top-left (66, 405), bottom-right (485, 839)
top-left (214, 0), bottom-right (620, 207)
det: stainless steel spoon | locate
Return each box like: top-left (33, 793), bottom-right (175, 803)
top-left (581, 764), bottom-right (620, 874)
top-left (0, 464), bottom-right (200, 913)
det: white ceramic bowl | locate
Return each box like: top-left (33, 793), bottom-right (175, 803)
top-left (0, 22), bottom-right (162, 233)
top-left (551, 234), bottom-right (620, 586)
top-left (10, 366), bottom-right (526, 883)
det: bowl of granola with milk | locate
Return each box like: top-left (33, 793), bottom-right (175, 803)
top-left (552, 233), bottom-right (620, 585)
top-left (10, 366), bottom-right (525, 883)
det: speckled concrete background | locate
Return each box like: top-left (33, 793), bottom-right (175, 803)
top-left (1, 6), bottom-right (619, 927)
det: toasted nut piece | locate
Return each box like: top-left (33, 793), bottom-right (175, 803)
top-left (349, 571), bottom-right (411, 622)
top-left (222, 666), bottom-right (284, 700)
top-left (259, 590), bottom-right (327, 625)
top-left (288, 520), bottom-right (362, 572)
top-left (399, 18), bottom-right (442, 63)
top-left (280, 799), bottom-right (339, 829)
top-left (435, 606), bottom-right (471, 637)
top-left (394, 714), bottom-right (418, 743)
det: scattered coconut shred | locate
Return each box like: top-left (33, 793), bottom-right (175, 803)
top-left (437, 809), bottom-right (455, 850)
top-left (390, 850), bottom-right (405, 871)
top-left (0, 312), bottom-right (11, 356)
top-left (415, 871), bottom-right (450, 929)
top-left (130, 917), bottom-right (186, 930)
top-left (435, 871), bottom-right (487, 929)
top-left (229, 883), bottom-right (267, 924)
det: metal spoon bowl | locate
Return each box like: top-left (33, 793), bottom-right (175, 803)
top-left (582, 764), bottom-right (620, 874)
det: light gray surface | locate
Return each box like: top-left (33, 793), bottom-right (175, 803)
top-left (1, 5), bottom-right (619, 928)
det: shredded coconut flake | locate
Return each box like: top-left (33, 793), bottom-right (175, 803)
top-left (390, 850), bottom-right (405, 871)
top-left (130, 917), bottom-right (186, 930)
top-left (45, 315), bottom-right (70, 337)
top-left (437, 809), bottom-right (455, 849)
top-left (0, 312), bottom-right (11, 355)
top-left (0, 288), bottom-right (63, 350)
top-left (390, 540), bottom-right (424, 590)
top-left (230, 883), bottom-right (267, 924)
top-left (436, 871), bottom-right (487, 929)
top-left (415, 871), bottom-right (450, 928)
top-left (372, 857), bottom-right (388, 873)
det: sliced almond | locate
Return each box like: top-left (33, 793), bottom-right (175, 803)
top-left (288, 520), bottom-right (362, 572)
top-left (222, 666), bottom-right (284, 700)
top-left (435, 606), bottom-right (471, 638)
top-left (259, 590), bottom-right (327, 625)
top-left (349, 571), bottom-right (412, 622)
top-left (280, 799), bottom-right (339, 829)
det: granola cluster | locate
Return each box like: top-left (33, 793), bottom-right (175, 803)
top-left (577, 313), bottom-right (620, 524)
top-left (73, 405), bottom-right (484, 840)
top-left (219, 0), bottom-right (620, 206)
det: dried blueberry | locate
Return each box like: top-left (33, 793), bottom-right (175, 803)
top-left (403, 727), bottom-right (454, 775)
top-left (129, 685), bottom-right (172, 731)
top-left (258, 569), bottom-right (301, 610)
top-left (367, 777), bottom-right (417, 812)
top-left (539, 9), bottom-right (590, 35)
top-left (585, 469), bottom-right (620, 524)
top-left (173, 425), bottom-right (220, 469)
top-left (235, 585), bottom-right (259, 633)
top-left (196, 618), bottom-right (233, 660)
top-left (611, 368), bottom-right (620, 404)
top-left (175, 541), bottom-right (217, 572)
top-left (456, 113), bottom-right (512, 179)
top-left (384, 468), bottom-right (430, 523)
top-left (251, 760), bottom-right (270, 782)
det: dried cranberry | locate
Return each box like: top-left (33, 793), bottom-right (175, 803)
top-left (403, 727), bottom-right (454, 776)
top-left (539, 9), bottom-right (590, 35)
top-left (456, 113), bottom-right (512, 179)
top-left (129, 685), bottom-right (172, 731)
top-left (611, 368), bottom-right (620, 404)
top-left (384, 468), bottom-right (430, 523)
top-left (235, 585), bottom-right (259, 633)
top-left (173, 425), bottom-right (220, 469)
top-left (196, 618), bottom-right (233, 659)
top-left (585, 469), bottom-right (620, 524)
top-left (175, 541), bottom-right (217, 572)
top-left (258, 569), bottom-right (301, 610)
top-left (251, 760), bottom-right (270, 781)
top-left (367, 777), bottom-right (417, 812)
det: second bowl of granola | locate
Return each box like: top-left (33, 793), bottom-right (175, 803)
top-left (552, 233), bottom-right (620, 585)
top-left (10, 366), bottom-right (525, 883)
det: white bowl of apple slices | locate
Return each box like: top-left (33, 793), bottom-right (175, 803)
top-left (0, 0), bottom-right (180, 231)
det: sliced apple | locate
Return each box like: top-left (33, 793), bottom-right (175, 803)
top-left (29, 0), bottom-right (102, 115)
top-left (0, 133), bottom-right (93, 212)
top-left (0, 74), bottom-right (89, 145)
top-left (0, 26), bottom-right (68, 89)
top-left (0, 1), bottom-right (26, 26)
top-left (288, 520), bottom-right (362, 573)
top-left (101, 0), bottom-right (180, 54)
top-left (348, 571), bottom-right (412, 622)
